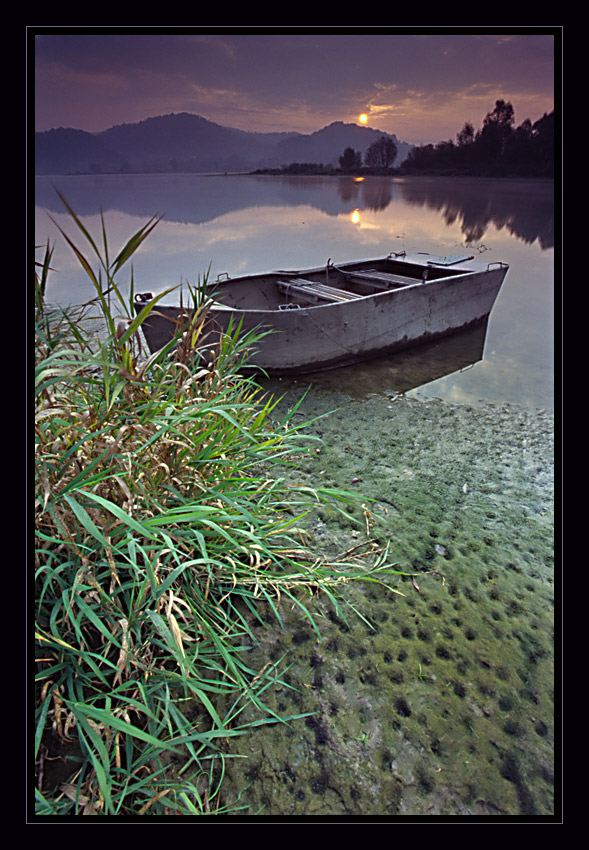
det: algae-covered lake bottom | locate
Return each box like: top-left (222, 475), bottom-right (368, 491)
top-left (209, 386), bottom-right (555, 818)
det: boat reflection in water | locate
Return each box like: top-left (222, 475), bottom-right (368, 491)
top-left (277, 318), bottom-right (491, 401)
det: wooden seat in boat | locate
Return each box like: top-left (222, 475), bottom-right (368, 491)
top-left (346, 270), bottom-right (424, 288)
top-left (277, 278), bottom-right (363, 303)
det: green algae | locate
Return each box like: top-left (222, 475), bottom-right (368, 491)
top-left (205, 389), bottom-right (555, 817)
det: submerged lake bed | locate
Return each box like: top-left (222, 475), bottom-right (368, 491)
top-left (211, 389), bottom-right (554, 816)
top-left (34, 173), bottom-right (556, 817)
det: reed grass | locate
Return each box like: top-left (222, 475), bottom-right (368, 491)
top-left (34, 199), bottom-right (406, 816)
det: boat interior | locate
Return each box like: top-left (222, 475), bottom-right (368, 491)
top-left (208, 257), bottom-right (473, 312)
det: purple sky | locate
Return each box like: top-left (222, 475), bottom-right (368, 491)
top-left (33, 29), bottom-right (557, 145)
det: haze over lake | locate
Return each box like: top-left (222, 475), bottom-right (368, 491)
top-left (34, 173), bottom-right (554, 410)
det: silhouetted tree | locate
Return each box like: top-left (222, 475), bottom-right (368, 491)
top-left (402, 143), bottom-right (435, 171)
top-left (456, 121), bottom-right (475, 147)
top-left (531, 111), bottom-right (555, 176)
top-left (364, 136), bottom-right (398, 170)
top-left (434, 140), bottom-right (456, 168)
top-left (477, 99), bottom-right (516, 160)
top-left (503, 118), bottom-right (533, 168)
top-left (400, 101), bottom-right (554, 177)
top-left (339, 147), bottom-right (362, 172)
top-left (484, 99), bottom-right (515, 128)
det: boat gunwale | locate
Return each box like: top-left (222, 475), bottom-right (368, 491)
top-left (201, 255), bottom-right (506, 315)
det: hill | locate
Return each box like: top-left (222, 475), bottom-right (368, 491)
top-left (274, 120), bottom-right (412, 167)
top-left (34, 112), bottom-right (412, 175)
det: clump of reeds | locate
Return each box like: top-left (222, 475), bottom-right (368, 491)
top-left (34, 198), bottom-right (403, 816)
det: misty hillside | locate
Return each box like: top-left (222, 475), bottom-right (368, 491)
top-left (34, 112), bottom-right (412, 175)
top-left (34, 128), bottom-right (123, 176)
top-left (274, 121), bottom-right (412, 167)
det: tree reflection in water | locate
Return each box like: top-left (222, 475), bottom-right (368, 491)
top-left (398, 177), bottom-right (553, 249)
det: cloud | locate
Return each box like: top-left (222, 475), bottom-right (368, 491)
top-left (34, 31), bottom-right (556, 143)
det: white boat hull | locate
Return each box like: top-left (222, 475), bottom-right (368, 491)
top-left (135, 254), bottom-right (508, 375)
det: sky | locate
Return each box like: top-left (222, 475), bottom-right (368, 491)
top-left (32, 29), bottom-right (557, 146)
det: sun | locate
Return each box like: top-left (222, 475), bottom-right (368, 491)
top-left (359, 113), bottom-right (368, 124)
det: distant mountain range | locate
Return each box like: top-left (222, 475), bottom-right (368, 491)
top-left (34, 112), bottom-right (413, 176)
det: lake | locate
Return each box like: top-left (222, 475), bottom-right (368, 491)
top-left (34, 173), bottom-right (555, 410)
top-left (34, 173), bottom-right (557, 815)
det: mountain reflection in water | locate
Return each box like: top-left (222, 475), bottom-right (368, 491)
top-left (35, 174), bottom-right (553, 250)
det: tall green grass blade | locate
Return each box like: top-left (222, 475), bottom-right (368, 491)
top-left (77, 490), bottom-right (156, 539)
top-left (70, 701), bottom-right (182, 753)
top-left (47, 214), bottom-right (103, 292)
top-left (111, 215), bottom-right (162, 275)
top-left (35, 692), bottom-right (53, 761)
top-left (116, 286), bottom-right (178, 347)
top-left (53, 190), bottom-right (104, 264)
top-left (62, 494), bottom-right (111, 547)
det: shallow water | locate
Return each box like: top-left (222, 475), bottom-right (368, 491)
top-left (212, 391), bottom-right (555, 818)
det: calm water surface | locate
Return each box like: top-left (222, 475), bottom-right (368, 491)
top-left (34, 174), bottom-right (555, 409)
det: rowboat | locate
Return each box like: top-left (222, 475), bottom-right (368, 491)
top-left (134, 252), bottom-right (508, 375)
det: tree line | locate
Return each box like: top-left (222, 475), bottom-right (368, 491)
top-left (401, 100), bottom-right (554, 177)
top-left (339, 135), bottom-right (398, 173)
top-left (254, 136), bottom-right (399, 176)
top-left (254, 101), bottom-right (555, 178)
